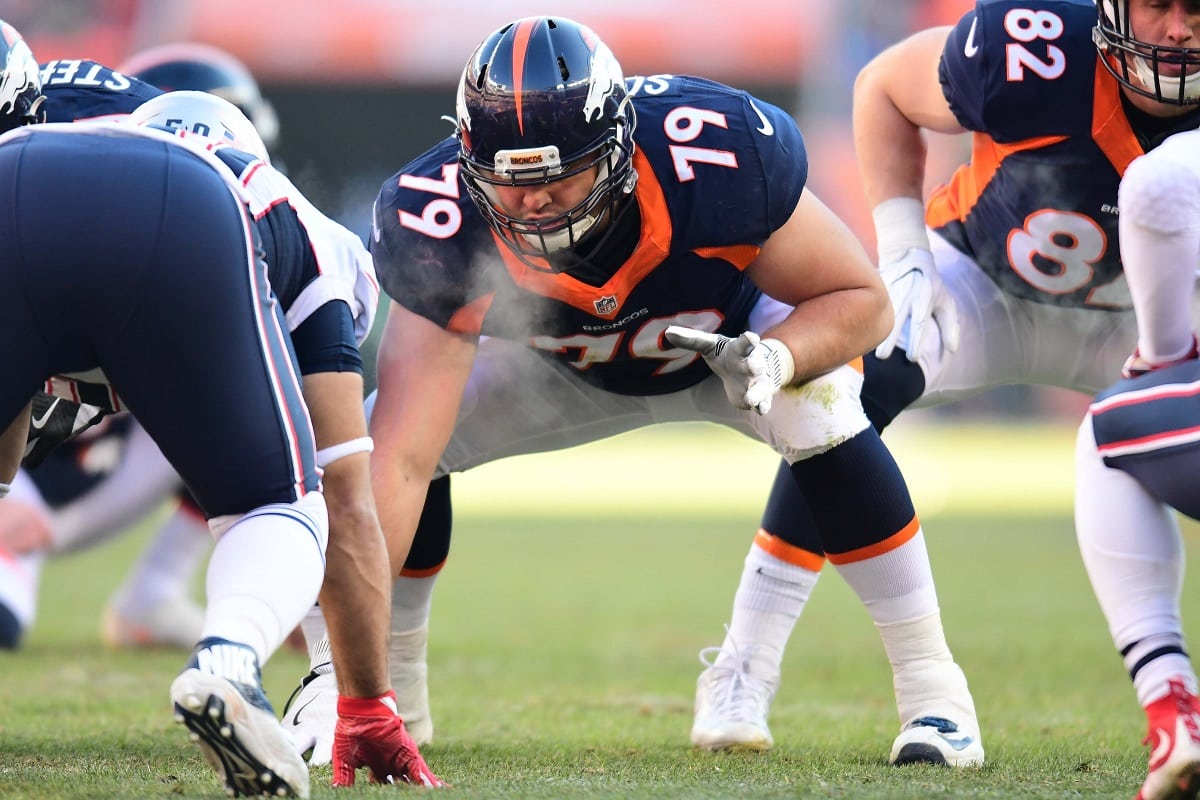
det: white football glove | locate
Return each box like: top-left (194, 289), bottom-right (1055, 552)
top-left (281, 666), bottom-right (338, 765)
top-left (663, 326), bottom-right (794, 415)
top-left (875, 247), bottom-right (959, 362)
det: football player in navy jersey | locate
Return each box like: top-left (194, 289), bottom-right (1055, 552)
top-left (0, 51), bottom-right (166, 650)
top-left (0, 20), bottom-right (439, 795)
top-left (284, 15), bottom-right (983, 769)
top-left (696, 0), bottom-right (1200, 778)
top-left (1076, 128), bottom-right (1200, 798)
top-left (0, 46), bottom-right (294, 653)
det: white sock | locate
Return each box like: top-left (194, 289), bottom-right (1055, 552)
top-left (111, 505), bottom-right (211, 615)
top-left (830, 530), bottom-right (975, 726)
top-left (831, 528), bottom-right (940, 625)
top-left (717, 536), bottom-right (819, 680)
top-left (392, 574), bottom-right (437, 634)
top-left (1075, 420), bottom-right (1194, 706)
top-left (202, 500), bottom-right (326, 664)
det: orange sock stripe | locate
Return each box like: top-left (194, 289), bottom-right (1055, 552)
top-left (754, 529), bottom-right (827, 572)
top-left (399, 560), bottom-right (446, 578)
top-left (825, 516), bottom-right (920, 565)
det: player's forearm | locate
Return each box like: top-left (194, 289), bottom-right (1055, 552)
top-left (765, 283), bottom-right (892, 382)
top-left (319, 454), bottom-right (391, 697)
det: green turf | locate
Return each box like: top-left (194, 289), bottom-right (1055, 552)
top-left (0, 422), bottom-right (1191, 798)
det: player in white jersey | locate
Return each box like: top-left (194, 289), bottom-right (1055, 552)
top-left (1076, 127), bottom-right (1200, 800)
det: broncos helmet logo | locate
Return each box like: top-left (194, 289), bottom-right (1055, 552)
top-left (582, 38), bottom-right (624, 125)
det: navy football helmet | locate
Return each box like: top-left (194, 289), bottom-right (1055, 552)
top-left (119, 43), bottom-right (280, 151)
top-left (1095, 0), bottom-right (1200, 105)
top-left (0, 20), bottom-right (44, 134)
top-left (456, 16), bottom-right (637, 266)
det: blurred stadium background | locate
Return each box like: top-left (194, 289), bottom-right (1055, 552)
top-left (12, 0), bottom-right (1085, 454)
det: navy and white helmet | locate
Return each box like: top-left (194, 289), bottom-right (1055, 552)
top-left (1095, 0), bottom-right (1200, 105)
top-left (127, 90), bottom-right (270, 162)
top-left (456, 16), bottom-right (637, 264)
top-left (119, 42), bottom-right (280, 151)
top-left (0, 20), bottom-right (44, 134)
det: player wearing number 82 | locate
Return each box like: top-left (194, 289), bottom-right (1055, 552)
top-left (690, 0), bottom-right (1200, 769)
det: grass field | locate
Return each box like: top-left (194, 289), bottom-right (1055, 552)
top-left (1, 419), bottom-right (1195, 798)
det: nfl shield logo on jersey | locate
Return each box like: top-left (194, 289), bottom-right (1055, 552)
top-left (594, 295), bottom-right (618, 316)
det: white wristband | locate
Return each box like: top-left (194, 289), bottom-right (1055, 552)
top-left (872, 197), bottom-right (931, 265)
top-left (316, 436), bottom-right (374, 468)
top-left (761, 338), bottom-right (796, 386)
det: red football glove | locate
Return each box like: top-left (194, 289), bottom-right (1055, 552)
top-left (331, 691), bottom-right (445, 788)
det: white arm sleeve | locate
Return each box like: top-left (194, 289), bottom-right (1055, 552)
top-left (1118, 132), bottom-right (1200, 364)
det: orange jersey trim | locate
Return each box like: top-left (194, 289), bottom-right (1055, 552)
top-left (692, 243), bottom-right (761, 271)
top-left (926, 132), bottom-right (1069, 229)
top-left (1090, 61), bottom-right (1144, 174)
top-left (446, 293), bottom-right (494, 336)
top-left (825, 515), bottom-right (920, 565)
top-left (490, 148), bottom-right (673, 319)
top-left (753, 529), bottom-right (827, 572)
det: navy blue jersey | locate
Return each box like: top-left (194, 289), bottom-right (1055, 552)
top-left (39, 59), bottom-right (161, 121)
top-left (371, 74), bottom-right (806, 395)
top-left (928, 0), bottom-right (1200, 311)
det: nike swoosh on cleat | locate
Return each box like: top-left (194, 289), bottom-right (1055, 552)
top-left (940, 734), bottom-right (975, 751)
top-left (1148, 728), bottom-right (1173, 769)
top-left (29, 398), bottom-right (60, 431)
top-left (290, 696), bottom-right (318, 725)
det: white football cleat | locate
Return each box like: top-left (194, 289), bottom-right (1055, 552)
top-left (890, 660), bottom-right (984, 767)
top-left (890, 715), bottom-right (984, 767)
top-left (172, 640), bottom-right (310, 798)
top-left (690, 637), bottom-right (777, 752)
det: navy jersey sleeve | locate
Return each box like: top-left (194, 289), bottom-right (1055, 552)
top-left (938, 0), bottom-right (1099, 142)
top-left (40, 60), bottom-right (162, 122)
top-left (629, 76), bottom-right (807, 249)
top-left (290, 300), bottom-right (362, 375)
top-left (742, 92), bottom-right (807, 235)
top-left (370, 137), bottom-right (497, 329)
